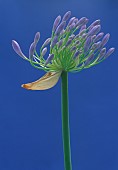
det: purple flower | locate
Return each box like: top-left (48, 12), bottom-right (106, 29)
top-left (41, 47), bottom-right (47, 56)
top-left (53, 15), bottom-right (61, 32)
top-left (79, 29), bottom-right (86, 36)
top-left (69, 23), bottom-right (76, 30)
top-left (84, 54), bottom-right (94, 66)
top-left (67, 17), bottom-right (76, 26)
top-left (60, 29), bottom-right (65, 36)
top-left (51, 36), bottom-right (58, 48)
top-left (93, 32), bottom-right (104, 42)
top-left (12, 40), bottom-right (26, 59)
top-left (55, 21), bottom-right (66, 35)
top-left (88, 19), bottom-right (100, 30)
top-left (45, 54), bottom-right (54, 65)
top-left (100, 33), bottom-right (110, 48)
top-left (34, 32), bottom-right (40, 44)
top-left (104, 48), bottom-right (115, 58)
top-left (76, 17), bottom-right (88, 27)
top-left (80, 25), bottom-right (86, 32)
top-left (88, 25), bottom-right (101, 36)
top-left (29, 42), bottom-right (36, 59)
top-left (62, 11), bottom-right (71, 21)
top-left (73, 50), bottom-right (80, 58)
top-left (91, 35), bottom-right (96, 41)
top-left (57, 39), bottom-right (63, 48)
top-left (91, 41), bottom-right (101, 51)
top-left (65, 39), bottom-right (72, 47)
top-left (42, 38), bottom-right (51, 48)
top-left (84, 36), bottom-right (92, 53)
top-left (98, 48), bottom-right (106, 59)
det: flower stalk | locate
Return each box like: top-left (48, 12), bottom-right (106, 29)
top-left (61, 71), bottom-right (72, 170)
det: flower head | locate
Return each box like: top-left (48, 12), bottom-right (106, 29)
top-left (12, 11), bottom-right (115, 90)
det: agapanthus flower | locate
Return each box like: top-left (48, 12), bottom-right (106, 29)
top-left (12, 11), bottom-right (115, 170)
top-left (12, 11), bottom-right (115, 90)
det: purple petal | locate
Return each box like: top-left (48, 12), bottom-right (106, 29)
top-left (80, 25), bottom-right (86, 32)
top-left (34, 32), bottom-right (40, 44)
top-left (42, 38), bottom-right (51, 48)
top-left (73, 50), bottom-right (80, 58)
top-left (104, 48), bottom-right (115, 58)
top-left (88, 19), bottom-right (100, 30)
top-left (45, 54), bottom-right (54, 65)
top-left (93, 32), bottom-right (104, 42)
top-left (57, 39), bottom-right (63, 48)
top-left (55, 21), bottom-right (66, 35)
top-left (67, 17), bottom-right (76, 26)
top-left (53, 15), bottom-right (61, 32)
top-left (79, 29), bottom-right (86, 36)
top-left (84, 36), bottom-right (92, 53)
top-left (51, 36), bottom-right (58, 48)
top-left (41, 47), bottom-right (47, 56)
top-left (65, 39), bottom-right (72, 47)
top-left (29, 42), bottom-right (36, 59)
top-left (76, 17), bottom-right (88, 27)
top-left (12, 40), bottom-right (26, 59)
top-left (88, 25), bottom-right (101, 36)
top-left (91, 41), bottom-right (101, 51)
top-left (62, 11), bottom-right (71, 21)
top-left (84, 54), bottom-right (94, 66)
top-left (98, 48), bottom-right (106, 59)
top-left (69, 23), bottom-right (76, 30)
top-left (100, 33), bottom-right (110, 48)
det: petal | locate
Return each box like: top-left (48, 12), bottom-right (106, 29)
top-left (22, 71), bottom-right (62, 90)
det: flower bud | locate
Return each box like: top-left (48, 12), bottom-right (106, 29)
top-left (41, 47), bottom-right (47, 56)
top-left (80, 25), bottom-right (86, 32)
top-left (12, 40), bottom-right (26, 59)
top-left (104, 48), bottom-right (115, 58)
top-left (84, 54), bottom-right (94, 66)
top-left (62, 11), bottom-right (71, 21)
top-left (100, 33), bottom-right (110, 48)
top-left (53, 15), bottom-right (61, 32)
top-left (73, 50), bottom-right (80, 58)
top-left (42, 38), bottom-right (51, 48)
top-left (45, 54), bottom-right (54, 65)
top-left (88, 19), bottom-right (100, 30)
top-left (84, 36), bottom-right (92, 53)
top-left (51, 36), bottom-right (58, 48)
top-left (29, 42), bottom-right (36, 59)
top-left (91, 41), bottom-right (101, 51)
top-left (57, 39), bottom-right (63, 48)
top-left (65, 39), bottom-right (72, 47)
top-left (68, 17), bottom-right (76, 26)
top-left (69, 23), bottom-right (76, 30)
top-left (93, 32), bottom-right (104, 42)
top-left (34, 32), bottom-right (40, 44)
top-left (88, 25), bottom-right (101, 36)
top-left (98, 48), bottom-right (106, 59)
top-left (55, 21), bottom-right (66, 35)
top-left (76, 17), bottom-right (88, 27)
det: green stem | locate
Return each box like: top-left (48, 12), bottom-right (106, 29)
top-left (61, 71), bottom-right (72, 170)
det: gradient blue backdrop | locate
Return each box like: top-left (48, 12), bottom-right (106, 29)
top-left (0, 0), bottom-right (118, 170)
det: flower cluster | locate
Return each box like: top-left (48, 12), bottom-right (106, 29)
top-left (12, 11), bottom-right (114, 73)
top-left (12, 11), bottom-right (115, 90)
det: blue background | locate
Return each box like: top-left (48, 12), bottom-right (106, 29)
top-left (0, 0), bottom-right (118, 170)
